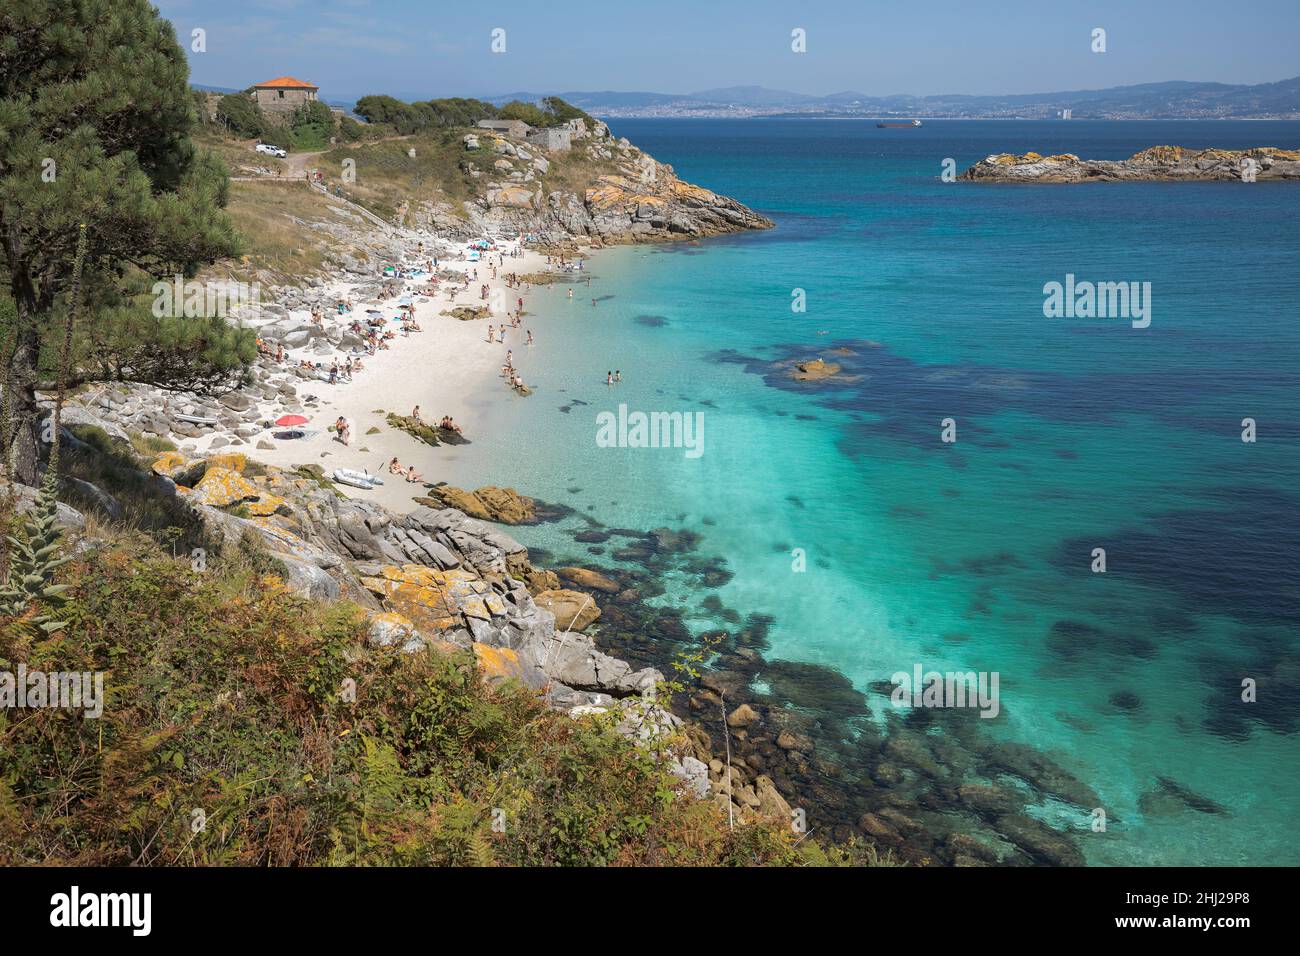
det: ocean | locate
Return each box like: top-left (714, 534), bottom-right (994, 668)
top-left (434, 119), bottom-right (1300, 865)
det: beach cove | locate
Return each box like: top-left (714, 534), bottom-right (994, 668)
top-left (45, 118), bottom-right (1300, 867)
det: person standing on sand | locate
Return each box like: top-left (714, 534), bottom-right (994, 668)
top-left (487, 324), bottom-right (495, 343)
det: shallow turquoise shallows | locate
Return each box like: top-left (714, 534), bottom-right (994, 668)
top-left (437, 119), bottom-right (1300, 865)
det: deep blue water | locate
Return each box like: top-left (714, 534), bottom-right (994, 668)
top-left (440, 119), bottom-right (1300, 864)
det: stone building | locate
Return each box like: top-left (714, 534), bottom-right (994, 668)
top-left (252, 76), bottom-right (320, 117)
top-left (526, 127), bottom-right (572, 152)
top-left (477, 118), bottom-right (532, 139)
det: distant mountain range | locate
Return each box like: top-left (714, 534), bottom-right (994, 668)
top-left (483, 76), bottom-right (1300, 119)
top-left (193, 76), bottom-right (1300, 120)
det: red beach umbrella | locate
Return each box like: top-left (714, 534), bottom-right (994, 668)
top-left (275, 414), bottom-right (309, 427)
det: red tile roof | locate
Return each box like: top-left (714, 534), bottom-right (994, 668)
top-left (254, 76), bottom-right (318, 90)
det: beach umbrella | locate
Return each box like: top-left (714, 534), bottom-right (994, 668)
top-left (275, 414), bottom-right (309, 427)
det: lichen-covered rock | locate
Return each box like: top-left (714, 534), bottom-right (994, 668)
top-left (189, 466), bottom-right (260, 508)
top-left (360, 563), bottom-right (484, 636)
top-left (472, 642), bottom-right (547, 689)
top-left (422, 485), bottom-right (535, 524)
top-left (367, 611), bottom-right (422, 650)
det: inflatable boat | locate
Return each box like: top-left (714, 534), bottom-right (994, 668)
top-left (332, 468), bottom-right (384, 489)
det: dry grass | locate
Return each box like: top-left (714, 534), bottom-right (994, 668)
top-left (208, 181), bottom-right (370, 284)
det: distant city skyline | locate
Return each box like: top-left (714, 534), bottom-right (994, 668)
top-left (157, 0), bottom-right (1300, 103)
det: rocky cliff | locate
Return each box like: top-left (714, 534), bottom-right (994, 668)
top-left (352, 120), bottom-right (773, 246)
top-left (961, 145), bottom-right (1300, 182)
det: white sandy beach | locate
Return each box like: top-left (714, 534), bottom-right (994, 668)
top-left (187, 241), bottom-right (582, 512)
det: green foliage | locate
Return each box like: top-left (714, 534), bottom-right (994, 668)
top-left (0, 534), bottom-right (862, 866)
top-left (289, 100), bottom-right (335, 151)
top-left (0, 472), bottom-right (70, 638)
top-left (353, 95), bottom-right (500, 135)
top-left (351, 94), bottom-right (590, 137)
top-left (0, 0), bottom-right (247, 482)
top-left (498, 100), bottom-right (549, 128)
top-left (338, 115), bottom-right (365, 142)
top-left (216, 93), bottom-right (263, 138)
top-left (541, 96), bottom-right (596, 126)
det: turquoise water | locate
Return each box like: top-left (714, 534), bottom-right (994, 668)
top-left (437, 120), bottom-right (1300, 865)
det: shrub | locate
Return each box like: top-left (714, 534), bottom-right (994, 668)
top-left (0, 535), bottom-right (862, 866)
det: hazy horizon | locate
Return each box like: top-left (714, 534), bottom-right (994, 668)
top-left (157, 0), bottom-right (1300, 103)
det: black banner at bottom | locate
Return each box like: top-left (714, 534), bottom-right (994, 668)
top-left (0, 865), bottom-right (1283, 941)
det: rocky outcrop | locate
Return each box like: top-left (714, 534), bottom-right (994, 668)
top-left (790, 358), bottom-right (842, 382)
top-left (419, 485), bottom-right (535, 524)
top-left (534, 587), bottom-right (601, 632)
top-left (962, 146), bottom-right (1300, 182)
top-left (448, 126), bottom-right (772, 244)
top-left (154, 451), bottom-right (658, 710)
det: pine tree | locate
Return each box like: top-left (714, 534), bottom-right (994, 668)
top-left (0, 222), bottom-right (86, 637)
top-left (0, 0), bottom-right (249, 485)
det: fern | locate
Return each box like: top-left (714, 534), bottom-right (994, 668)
top-left (0, 469), bottom-right (70, 634)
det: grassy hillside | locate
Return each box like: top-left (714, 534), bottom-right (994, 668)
top-left (316, 127), bottom-right (630, 224)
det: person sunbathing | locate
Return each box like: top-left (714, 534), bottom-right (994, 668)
top-left (388, 457), bottom-right (403, 475)
top-left (440, 416), bottom-right (463, 434)
top-left (404, 465), bottom-right (423, 483)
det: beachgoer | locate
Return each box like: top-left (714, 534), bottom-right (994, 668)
top-left (615, 370), bottom-right (622, 383)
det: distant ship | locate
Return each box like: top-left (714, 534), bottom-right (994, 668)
top-left (877, 119), bottom-right (923, 128)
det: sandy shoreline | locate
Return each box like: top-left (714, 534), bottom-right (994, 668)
top-left (189, 241), bottom-right (585, 513)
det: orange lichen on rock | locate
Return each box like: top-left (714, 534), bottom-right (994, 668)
top-left (360, 564), bottom-right (486, 635)
top-left (472, 643), bottom-right (528, 682)
top-left (189, 466), bottom-right (261, 508)
top-left (151, 451), bottom-right (189, 479)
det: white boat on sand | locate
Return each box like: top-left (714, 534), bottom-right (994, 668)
top-left (332, 468), bottom-right (384, 489)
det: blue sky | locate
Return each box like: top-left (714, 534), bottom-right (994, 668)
top-left (156, 0), bottom-right (1300, 101)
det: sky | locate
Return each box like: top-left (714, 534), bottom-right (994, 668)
top-left (156, 0), bottom-right (1300, 102)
